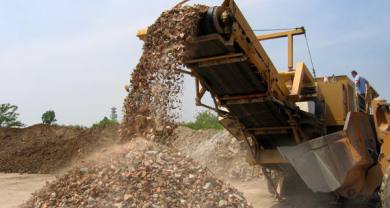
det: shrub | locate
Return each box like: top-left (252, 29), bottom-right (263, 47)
top-left (62, 124), bottom-right (87, 130)
top-left (92, 117), bottom-right (118, 129)
top-left (183, 110), bottom-right (223, 130)
top-left (0, 103), bottom-right (24, 127)
top-left (41, 110), bottom-right (57, 125)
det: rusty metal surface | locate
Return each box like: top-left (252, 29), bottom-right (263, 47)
top-left (190, 58), bottom-right (267, 97)
top-left (226, 99), bottom-right (289, 128)
top-left (187, 34), bottom-right (235, 59)
top-left (187, 32), bottom-right (295, 147)
top-left (278, 112), bottom-right (377, 196)
top-left (188, 33), bottom-right (299, 135)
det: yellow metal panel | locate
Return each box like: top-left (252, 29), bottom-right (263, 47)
top-left (380, 134), bottom-right (390, 173)
top-left (224, 0), bottom-right (290, 99)
top-left (373, 100), bottom-right (390, 173)
top-left (318, 82), bottom-right (347, 125)
top-left (257, 149), bottom-right (288, 164)
top-left (290, 62), bottom-right (315, 97)
top-left (317, 76), bottom-right (357, 126)
top-left (256, 27), bottom-right (305, 70)
top-left (256, 27), bottom-right (305, 41)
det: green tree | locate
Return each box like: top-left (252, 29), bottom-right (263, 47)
top-left (0, 103), bottom-right (24, 127)
top-left (184, 110), bottom-right (223, 130)
top-left (41, 110), bottom-right (57, 125)
top-left (92, 116), bottom-right (118, 128)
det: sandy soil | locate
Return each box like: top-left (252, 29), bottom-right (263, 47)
top-left (230, 179), bottom-right (278, 208)
top-left (233, 179), bottom-right (331, 208)
top-left (0, 173), bottom-right (55, 208)
top-left (231, 179), bottom-right (378, 208)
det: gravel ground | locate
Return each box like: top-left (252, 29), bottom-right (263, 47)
top-left (23, 138), bottom-right (252, 208)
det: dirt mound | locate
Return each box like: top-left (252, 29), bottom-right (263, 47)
top-left (0, 124), bottom-right (254, 179)
top-left (0, 124), bottom-right (119, 174)
top-left (121, 5), bottom-right (207, 142)
top-left (174, 127), bottom-right (258, 181)
top-left (24, 137), bottom-right (252, 208)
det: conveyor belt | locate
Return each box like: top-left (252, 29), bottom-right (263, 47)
top-left (187, 34), bottom-right (293, 147)
top-left (186, 6), bottom-right (323, 149)
top-left (189, 54), bottom-right (267, 97)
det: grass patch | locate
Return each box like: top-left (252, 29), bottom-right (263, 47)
top-left (183, 111), bottom-right (223, 130)
top-left (92, 117), bottom-right (118, 129)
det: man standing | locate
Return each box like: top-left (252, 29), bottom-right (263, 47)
top-left (351, 70), bottom-right (369, 111)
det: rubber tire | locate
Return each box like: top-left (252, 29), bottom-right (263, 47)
top-left (382, 166), bottom-right (390, 208)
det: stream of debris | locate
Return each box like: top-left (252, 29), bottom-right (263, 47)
top-left (121, 5), bottom-right (207, 144)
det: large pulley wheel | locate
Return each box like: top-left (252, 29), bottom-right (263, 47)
top-left (382, 167), bottom-right (390, 207)
top-left (199, 6), bottom-right (224, 35)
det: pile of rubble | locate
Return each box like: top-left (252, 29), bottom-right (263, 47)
top-left (24, 138), bottom-right (252, 208)
top-left (0, 124), bottom-right (119, 173)
top-left (121, 5), bottom-right (207, 143)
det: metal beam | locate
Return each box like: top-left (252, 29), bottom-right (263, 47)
top-left (257, 149), bottom-right (288, 164)
top-left (256, 27), bottom-right (305, 41)
top-left (256, 27), bottom-right (305, 70)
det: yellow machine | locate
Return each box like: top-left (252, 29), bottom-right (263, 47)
top-left (138, 0), bottom-right (390, 205)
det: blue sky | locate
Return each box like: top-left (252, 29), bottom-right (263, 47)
top-left (1, 0), bottom-right (389, 126)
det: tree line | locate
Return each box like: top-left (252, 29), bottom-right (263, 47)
top-left (0, 103), bottom-right (119, 128)
top-left (1, 103), bottom-right (222, 130)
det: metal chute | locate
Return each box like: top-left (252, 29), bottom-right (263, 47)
top-left (278, 112), bottom-right (377, 194)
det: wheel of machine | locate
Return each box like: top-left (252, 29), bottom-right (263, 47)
top-left (381, 166), bottom-right (390, 207)
top-left (199, 6), bottom-right (224, 35)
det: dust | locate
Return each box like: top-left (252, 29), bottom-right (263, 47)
top-left (173, 126), bottom-right (260, 181)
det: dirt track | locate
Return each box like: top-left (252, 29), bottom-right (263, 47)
top-left (0, 173), bottom-right (54, 208)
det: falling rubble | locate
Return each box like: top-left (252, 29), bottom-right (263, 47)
top-left (121, 5), bottom-right (207, 144)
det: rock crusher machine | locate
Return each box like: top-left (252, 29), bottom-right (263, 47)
top-left (138, 0), bottom-right (390, 205)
